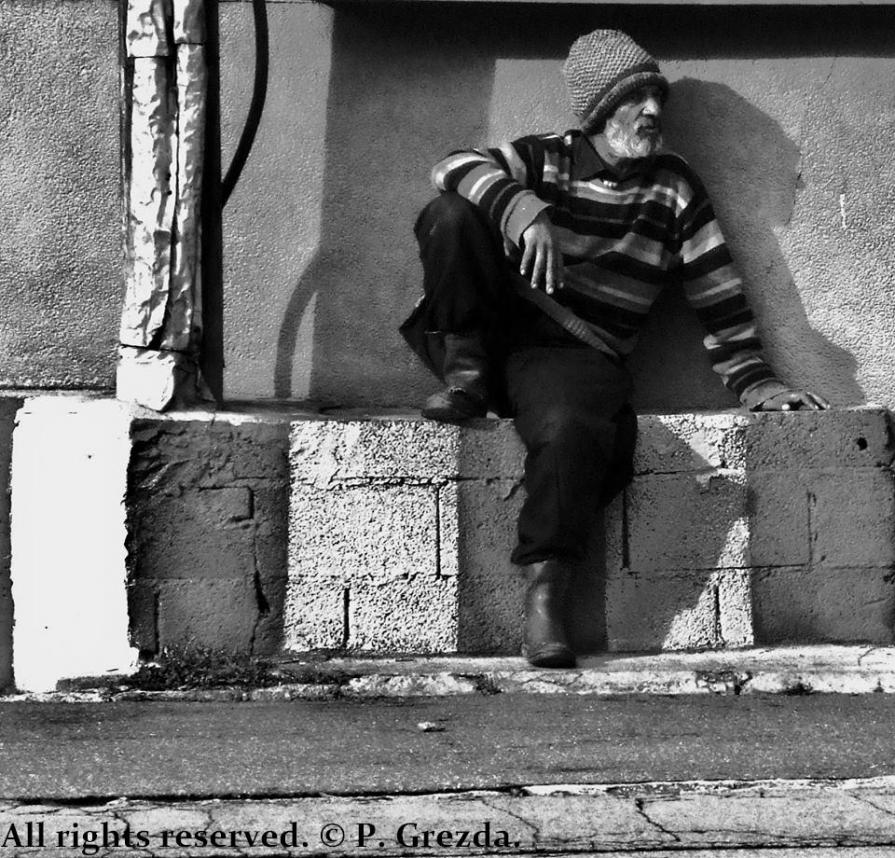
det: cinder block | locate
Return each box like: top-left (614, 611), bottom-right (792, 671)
top-left (253, 575), bottom-right (286, 655)
top-left (196, 486), bottom-right (253, 524)
top-left (156, 578), bottom-right (260, 652)
top-left (753, 566), bottom-right (895, 644)
top-left (227, 421), bottom-right (290, 480)
top-left (132, 493), bottom-right (257, 580)
top-left (634, 412), bottom-right (749, 474)
top-left (811, 469), bottom-right (895, 567)
top-left (566, 533), bottom-right (610, 654)
top-left (287, 483), bottom-right (443, 651)
top-left (748, 472), bottom-right (811, 567)
top-left (131, 419), bottom-right (237, 490)
top-left (289, 484), bottom-right (439, 581)
top-left (252, 484), bottom-right (289, 537)
top-left (290, 418), bottom-right (524, 487)
top-left (626, 471), bottom-right (749, 572)
top-left (604, 495), bottom-right (625, 575)
top-left (441, 480), bottom-right (526, 653)
top-left (284, 579), bottom-right (345, 651)
top-left (717, 569), bottom-right (754, 647)
top-left (454, 421), bottom-right (526, 480)
top-left (290, 419), bottom-right (460, 484)
top-left (745, 407), bottom-right (892, 470)
top-left (127, 581), bottom-right (158, 653)
top-left (348, 574), bottom-right (458, 653)
top-left (605, 569), bottom-right (720, 651)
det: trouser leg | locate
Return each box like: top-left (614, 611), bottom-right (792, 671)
top-left (507, 346), bottom-right (637, 566)
top-left (413, 192), bottom-right (512, 335)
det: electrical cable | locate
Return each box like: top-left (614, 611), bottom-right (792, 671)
top-left (221, 0), bottom-right (269, 207)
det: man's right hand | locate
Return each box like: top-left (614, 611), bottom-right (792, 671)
top-left (520, 213), bottom-right (564, 295)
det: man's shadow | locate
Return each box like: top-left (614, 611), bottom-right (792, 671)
top-left (628, 78), bottom-right (862, 412)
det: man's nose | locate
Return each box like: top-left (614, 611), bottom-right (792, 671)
top-left (642, 96), bottom-right (662, 116)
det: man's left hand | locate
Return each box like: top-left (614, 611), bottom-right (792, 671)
top-left (756, 389), bottom-right (830, 411)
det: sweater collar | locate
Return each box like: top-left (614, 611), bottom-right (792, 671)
top-left (570, 133), bottom-right (654, 183)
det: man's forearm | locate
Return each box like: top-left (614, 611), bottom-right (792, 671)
top-left (430, 144), bottom-right (549, 247)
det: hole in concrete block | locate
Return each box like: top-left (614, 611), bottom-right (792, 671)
top-left (856, 437), bottom-right (868, 450)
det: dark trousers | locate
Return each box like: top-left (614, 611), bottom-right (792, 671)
top-left (407, 193), bottom-right (637, 566)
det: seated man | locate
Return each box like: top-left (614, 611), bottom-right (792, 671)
top-left (401, 29), bottom-right (827, 669)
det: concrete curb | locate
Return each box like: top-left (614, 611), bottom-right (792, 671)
top-left (3, 776), bottom-right (895, 855)
top-left (6, 645), bottom-right (895, 702)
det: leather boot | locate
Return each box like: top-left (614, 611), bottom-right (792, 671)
top-left (522, 560), bottom-right (576, 668)
top-left (421, 333), bottom-right (489, 422)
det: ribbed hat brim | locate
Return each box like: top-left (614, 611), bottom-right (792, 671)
top-left (581, 70), bottom-right (670, 134)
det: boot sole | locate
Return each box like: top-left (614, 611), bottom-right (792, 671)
top-left (421, 404), bottom-right (486, 423)
top-left (523, 644), bottom-right (577, 669)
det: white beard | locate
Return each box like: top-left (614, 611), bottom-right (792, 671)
top-left (605, 118), bottom-right (663, 160)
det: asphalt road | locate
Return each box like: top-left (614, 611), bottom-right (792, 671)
top-left (2, 693), bottom-right (895, 800)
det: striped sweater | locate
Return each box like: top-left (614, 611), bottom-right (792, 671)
top-left (431, 130), bottom-right (786, 407)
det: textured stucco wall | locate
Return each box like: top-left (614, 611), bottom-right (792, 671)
top-left (221, 3), bottom-right (895, 413)
top-left (0, 0), bottom-right (120, 390)
top-left (0, 2), bottom-right (890, 412)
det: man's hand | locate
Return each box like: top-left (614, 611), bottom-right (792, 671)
top-left (756, 389), bottom-right (830, 412)
top-left (520, 213), bottom-right (563, 295)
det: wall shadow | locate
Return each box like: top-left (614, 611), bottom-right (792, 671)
top-left (585, 420), bottom-right (748, 655)
top-left (631, 78), bottom-right (862, 411)
top-left (272, 4), bottom-right (507, 405)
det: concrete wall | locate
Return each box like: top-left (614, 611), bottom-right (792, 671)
top-left (0, 2), bottom-right (891, 415)
top-left (220, 2), bottom-right (895, 413)
top-left (0, 0), bottom-right (120, 391)
top-left (127, 411), bottom-right (291, 656)
top-left (286, 409), bottom-right (895, 655)
top-left (7, 399), bottom-right (892, 688)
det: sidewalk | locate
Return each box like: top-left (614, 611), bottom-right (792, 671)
top-left (5, 646), bottom-right (895, 855)
top-left (3, 691), bottom-right (895, 854)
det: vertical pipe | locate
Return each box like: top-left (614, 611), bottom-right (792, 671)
top-left (119, 0), bottom-right (220, 409)
top-left (199, 0), bottom-right (225, 402)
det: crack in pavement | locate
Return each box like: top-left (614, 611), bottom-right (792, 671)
top-left (476, 795), bottom-right (540, 847)
top-left (633, 797), bottom-right (682, 844)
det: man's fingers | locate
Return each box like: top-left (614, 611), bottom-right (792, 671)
top-left (551, 250), bottom-right (564, 294)
top-left (777, 390), bottom-right (830, 412)
top-left (520, 241), bottom-right (534, 278)
top-left (545, 247), bottom-right (556, 295)
top-left (530, 245), bottom-right (546, 290)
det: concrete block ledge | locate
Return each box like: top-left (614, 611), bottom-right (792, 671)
top-left (7, 644), bottom-right (895, 702)
top-left (6, 397), bottom-right (894, 691)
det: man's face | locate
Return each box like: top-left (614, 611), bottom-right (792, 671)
top-left (603, 85), bottom-right (664, 159)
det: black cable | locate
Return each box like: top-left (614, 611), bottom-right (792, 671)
top-left (221, 0), bottom-right (269, 207)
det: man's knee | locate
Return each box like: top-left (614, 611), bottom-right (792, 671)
top-left (532, 408), bottom-right (614, 456)
top-left (415, 193), bottom-right (487, 245)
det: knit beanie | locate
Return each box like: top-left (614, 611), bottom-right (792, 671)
top-left (562, 30), bottom-right (669, 134)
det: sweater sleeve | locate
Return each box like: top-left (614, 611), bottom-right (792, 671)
top-left (674, 169), bottom-right (788, 408)
top-left (430, 136), bottom-right (553, 248)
